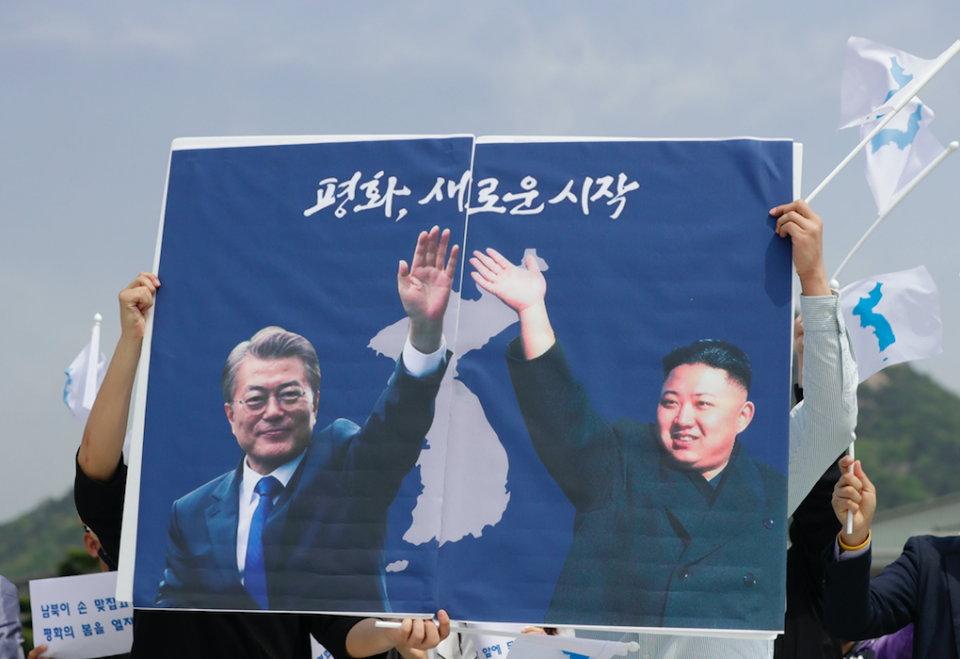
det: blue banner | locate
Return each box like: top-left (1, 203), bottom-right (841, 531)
top-left (132, 135), bottom-right (793, 633)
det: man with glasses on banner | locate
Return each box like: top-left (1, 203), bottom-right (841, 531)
top-left (155, 226), bottom-right (458, 613)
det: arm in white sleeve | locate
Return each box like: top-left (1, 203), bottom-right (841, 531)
top-left (401, 335), bottom-right (447, 377)
top-left (788, 294), bottom-right (859, 514)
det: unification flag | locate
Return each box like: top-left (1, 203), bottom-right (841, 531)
top-left (504, 634), bottom-right (622, 659)
top-left (64, 317), bottom-right (105, 420)
top-left (446, 624), bottom-right (622, 659)
top-left (861, 98), bottom-right (946, 212)
top-left (838, 36), bottom-right (935, 130)
top-left (840, 265), bottom-right (942, 382)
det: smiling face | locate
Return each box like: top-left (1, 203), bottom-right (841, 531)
top-left (656, 363), bottom-right (755, 481)
top-left (224, 356), bottom-right (318, 475)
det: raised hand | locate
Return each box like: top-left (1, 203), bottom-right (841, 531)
top-left (470, 249), bottom-right (546, 313)
top-left (471, 248), bottom-right (554, 360)
top-left (119, 272), bottom-right (161, 339)
top-left (832, 455), bottom-right (877, 548)
top-left (399, 227), bottom-right (459, 353)
top-left (770, 200), bottom-right (830, 297)
top-left (80, 272), bottom-right (159, 482)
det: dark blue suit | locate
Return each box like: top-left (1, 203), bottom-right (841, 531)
top-left (823, 535), bottom-right (960, 658)
top-left (156, 355), bottom-right (447, 612)
top-left (507, 340), bottom-right (786, 629)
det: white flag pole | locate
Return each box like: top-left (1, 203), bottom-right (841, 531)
top-left (375, 621), bottom-right (640, 656)
top-left (831, 141), bottom-right (959, 282)
top-left (846, 438), bottom-right (856, 536)
top-left (806, 39), bottom-right (960, 205)
top-left (82, 313), bottom-right (103, 411)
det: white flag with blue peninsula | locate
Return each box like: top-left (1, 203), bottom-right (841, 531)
top-left (63, 315), bottom-right (105, 420)
top-left (838, 36), bottom-right (935, 130)
top-left (839, 265), bottom-right (942, 382)
top-left (860, 98), bottom-right (945, 213)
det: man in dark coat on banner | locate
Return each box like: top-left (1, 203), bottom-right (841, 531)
top-left (468, 202), bottom-right (831, 629)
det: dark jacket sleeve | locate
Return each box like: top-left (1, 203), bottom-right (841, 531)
top-left (74, 452), bottom-right (126, 564)
top-left (506, 339), bottom-right (623, 512)
top-left (823, 539), bottom-right (920, 642)
top-left (334, 352), bottom-right (450, 494)
top-left (788, 457), bottom-right (844, 616)
top-left (775, 457), bottom-right (845, 658)
top-left (311, 615), bottom-right (374, 659)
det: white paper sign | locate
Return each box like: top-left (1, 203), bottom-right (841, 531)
top-left (464, 623), bottom-right (529, 659)
top-left (29, 572), bottom-right (133, 659)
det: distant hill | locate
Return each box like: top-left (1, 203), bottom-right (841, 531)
top-left (856, 363), bottom-right (960, 512)
top-left (0, 488), bottom-right (84, 584)
top-left (0, 362), bottom-right (957, 583)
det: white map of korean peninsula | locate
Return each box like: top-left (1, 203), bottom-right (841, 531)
top-left (368, 249), bottom-right (547, 547)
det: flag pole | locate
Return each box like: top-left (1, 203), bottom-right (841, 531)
top-left (82, 313), bottom-right (103, 411)
top-left (846, 437), bottom-right (856, 535)
top-left (830, 141), bottom-right (959, 283)
top-left (375, 621), bottom-right (641, 656)
top-left (806, 39), bottom-right (960, 205)
top-left (449, 625), bottom-right (639, 655)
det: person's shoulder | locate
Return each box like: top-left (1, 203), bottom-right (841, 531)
top-left (612, 417), bottom-right (651, 436)
top-left (739, 452), bottom-right (787, 507)
top-left (172, 469), bottom-right (237, 513)
top-left (325, 418), bottom-right (362, 440)
top-left (296, 420), bottom-right (363, 476)
top-left (907, 534), bottom-right (960, 556)
top-left (314, 418), bottom-right (362, 454)
top-left (0, 575), bottom-right (16, 596)
top-left (751, 458), bottom-right (787, 486)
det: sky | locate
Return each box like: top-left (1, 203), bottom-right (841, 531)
top-left (1, 1), bottom-right (958, 524)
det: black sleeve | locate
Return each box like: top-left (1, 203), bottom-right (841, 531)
top-left (311, 615), bottom-right (379, 659)
top-left (506, 339), bottom-right (621, 511)
top-left (823, 539), bottom-right (921, 642)
top-left (74, 452), bottom-right (127, 564)
top-left (775, 457), bottom-right (845, 658)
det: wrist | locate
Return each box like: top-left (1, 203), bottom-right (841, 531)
top-left (798, 268), bottom-right (831, 297)
top-left (839, 529), bottom-right (871, 550)
top-left (517, 300), bottom-right (548, 321)
top-left (408, 320), bottom-right (442, 354)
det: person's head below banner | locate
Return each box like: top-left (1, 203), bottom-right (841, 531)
top-left (657, 339), bottom-right (755, 482)
top-left (222, 327), bottom-right (321, 475)
top-left (81, 519), bottom-right (115, 572)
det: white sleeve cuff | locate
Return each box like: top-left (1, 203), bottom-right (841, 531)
top-left (402, 335), bottom-right (447, 377)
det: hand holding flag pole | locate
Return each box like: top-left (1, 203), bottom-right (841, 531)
top-left (830, 136), bottom-right (955, 529)
top-left (817, 41), bottom-right (959, 517)
top-left (376, 620), bottom-right (640, 657)
top-left (805, 39), bottom-right (960, 206)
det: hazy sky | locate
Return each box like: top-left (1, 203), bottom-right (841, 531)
top-left (2, 1), bottom-right (958, 524)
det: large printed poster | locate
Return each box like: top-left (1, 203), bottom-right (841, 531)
top-left (123, 135), bottom-right (796, 635)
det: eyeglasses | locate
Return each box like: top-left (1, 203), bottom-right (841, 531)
top-left (235, 390), bottom-right (308, 413)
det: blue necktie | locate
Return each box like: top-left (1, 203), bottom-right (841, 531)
top-left (244, 475), bottom-right (282, 609)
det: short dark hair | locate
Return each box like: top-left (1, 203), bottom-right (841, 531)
top-left (222, 326), bottom-right (322, 403)
top-left (661, 340), bottom-right (752, 394)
